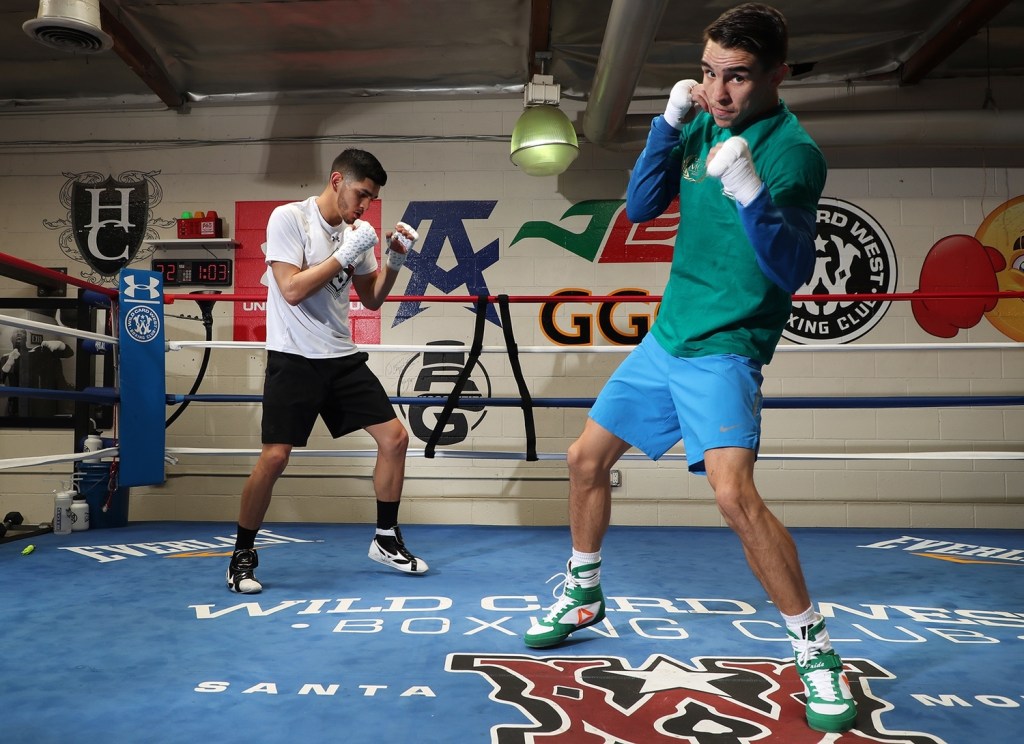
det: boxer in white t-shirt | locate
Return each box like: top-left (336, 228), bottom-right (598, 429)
top-left (227, 149), bottom-right (427, 594)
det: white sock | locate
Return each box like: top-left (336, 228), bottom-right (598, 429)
top-left (571, 548), bottom-right (601, 567)
top-left (782, 606), bottom-right (819, 633)
top-left (570, 549), bottom-right (601, 587)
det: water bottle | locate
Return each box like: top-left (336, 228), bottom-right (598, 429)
top-left (71, 493), bottom-right (90, 531)
top-left (53, 490), bottom-right (74, 535)
top-left (83, 434), bottom-right (103, 460)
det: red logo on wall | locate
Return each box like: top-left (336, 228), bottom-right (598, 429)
top-left (232, 201), bottom-right (382, 344)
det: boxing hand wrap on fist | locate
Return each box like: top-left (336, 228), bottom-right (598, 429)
top-left (40, 340), bottom-right (65, 353)
top-left (385, 222), bottom-right (418, 271)
top-left (663, 79), bottom-right (699, 130)
top-left (332, 220), bottom-right (379, 272)
top-left (706, 136), bottom-right (763, 206)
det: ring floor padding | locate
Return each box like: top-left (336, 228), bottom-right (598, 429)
top-left (2, 522), bottom-right (1022, 743)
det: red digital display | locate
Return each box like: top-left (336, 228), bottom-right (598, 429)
top-left (151, 259), bottom-right (233, 287)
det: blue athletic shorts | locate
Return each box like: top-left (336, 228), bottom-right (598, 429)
top-left (588, 333), bottom-right (764, 474)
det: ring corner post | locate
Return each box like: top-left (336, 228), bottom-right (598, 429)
top-left (117, 268), bottom-right (167, 487)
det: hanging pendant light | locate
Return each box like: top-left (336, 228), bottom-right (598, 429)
top-left (510, 74), bottom-right (579, 177)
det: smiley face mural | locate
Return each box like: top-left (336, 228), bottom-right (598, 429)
top-left (913, 195), bottom-right (1024, 340)
top-left (978, 195), bottom-right (1024, 340)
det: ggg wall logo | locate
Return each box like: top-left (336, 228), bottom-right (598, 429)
top-left (785, 198), bottom-right (897, 344)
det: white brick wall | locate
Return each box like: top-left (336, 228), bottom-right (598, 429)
top-left (1, 95), bottom-right (1022, 530)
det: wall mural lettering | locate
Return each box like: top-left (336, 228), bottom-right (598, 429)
top-left (226, 193), bottom-right (1024, 347)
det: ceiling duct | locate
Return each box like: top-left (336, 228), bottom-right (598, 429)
top-left (582, 0), bottom-right (670, 150)
top-left (23, 0), bottom-right (112, 54)
top-left (583, 0), bottom-right (1024, 154)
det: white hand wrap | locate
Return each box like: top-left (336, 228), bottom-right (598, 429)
top-left (40, 340), bottom-right (65, 352)
top-left (663, 79), bottom-right (698, 130)
top-left (385, 222), bottom-right (418, 271)
top-left (332, 221), bottom-right (378, 272)
top-left (706, 136), bottom-right (763, 206)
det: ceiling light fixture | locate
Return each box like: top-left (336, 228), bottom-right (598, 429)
top-left (510, 73), bottom-right (579, 177)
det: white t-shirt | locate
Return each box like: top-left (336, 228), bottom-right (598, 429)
top-left (263, 196), bottom-right (378, 357)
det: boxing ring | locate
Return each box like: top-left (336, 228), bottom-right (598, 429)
top-left (3, 253), bottom-right (1024, 743)
top-left (1, 250), bottom-right (1023, 515)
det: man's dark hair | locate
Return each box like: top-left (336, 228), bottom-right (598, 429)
top-left (331, 148), bottom-right (387, 187)
top-left (704, 3), bottom-right (788, 70)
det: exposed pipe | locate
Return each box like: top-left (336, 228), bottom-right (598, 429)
top-left (588, 103), bottom-right (1024, 153)
top-left (799, 109), bottom-right (1024, 147)
top-left (581, 0), bottom-right (669, 149)
top-left (581, 0), bottom-right (1024, 151)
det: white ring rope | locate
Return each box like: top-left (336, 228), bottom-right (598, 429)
top-left (5, 317), bottom-right (1020, 473)
top-left (0, 313), bottom-right (118, 345)
top-left (410, 450), bottom-right (1024, 461)
top-left (0, 448), bottom-right (119, 471)
top-left (4, 446), bottom-right (1019, 473)
top-left (160, 447), bottom-right (1024, 462)
top-left (165, 340), bottom-right (1024, 354)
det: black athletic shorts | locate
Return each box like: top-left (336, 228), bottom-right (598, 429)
top-left (261, 350), bottom-right (396, 446)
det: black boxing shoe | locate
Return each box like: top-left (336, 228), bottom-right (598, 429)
top-left (368, 526), bottom-right (428, 574)
top-left (226, 548), bottom-right (263, 593)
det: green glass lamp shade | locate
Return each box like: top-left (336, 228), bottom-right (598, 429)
top-left (510, 105), bottom-right (580, 176)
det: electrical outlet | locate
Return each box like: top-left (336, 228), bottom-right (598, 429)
top-left (609, 469), bottom-right (622, 488)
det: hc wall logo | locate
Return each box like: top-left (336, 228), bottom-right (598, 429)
top-left (51, 171), bottom-right (172, 282)
top-left (118, 269), bottom-right (166, 487)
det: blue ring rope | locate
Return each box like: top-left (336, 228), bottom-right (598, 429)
top-left (0, 385), bottom-right (119, 403)
top-left (10, 388), bottom-right (1016, 416)
top-left (165, 393), bottom-right (1024, 408)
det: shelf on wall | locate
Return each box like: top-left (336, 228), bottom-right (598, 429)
top-left (145, 238), bottom-right (238, 249)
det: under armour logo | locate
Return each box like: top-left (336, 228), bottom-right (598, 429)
top-left (123, 274), bottom-right (161, 300)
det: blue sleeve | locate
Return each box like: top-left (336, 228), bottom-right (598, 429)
top-left (736, 189), bottom-right (816, 294)
top-left (625, 116), bottom-right (683, 223)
